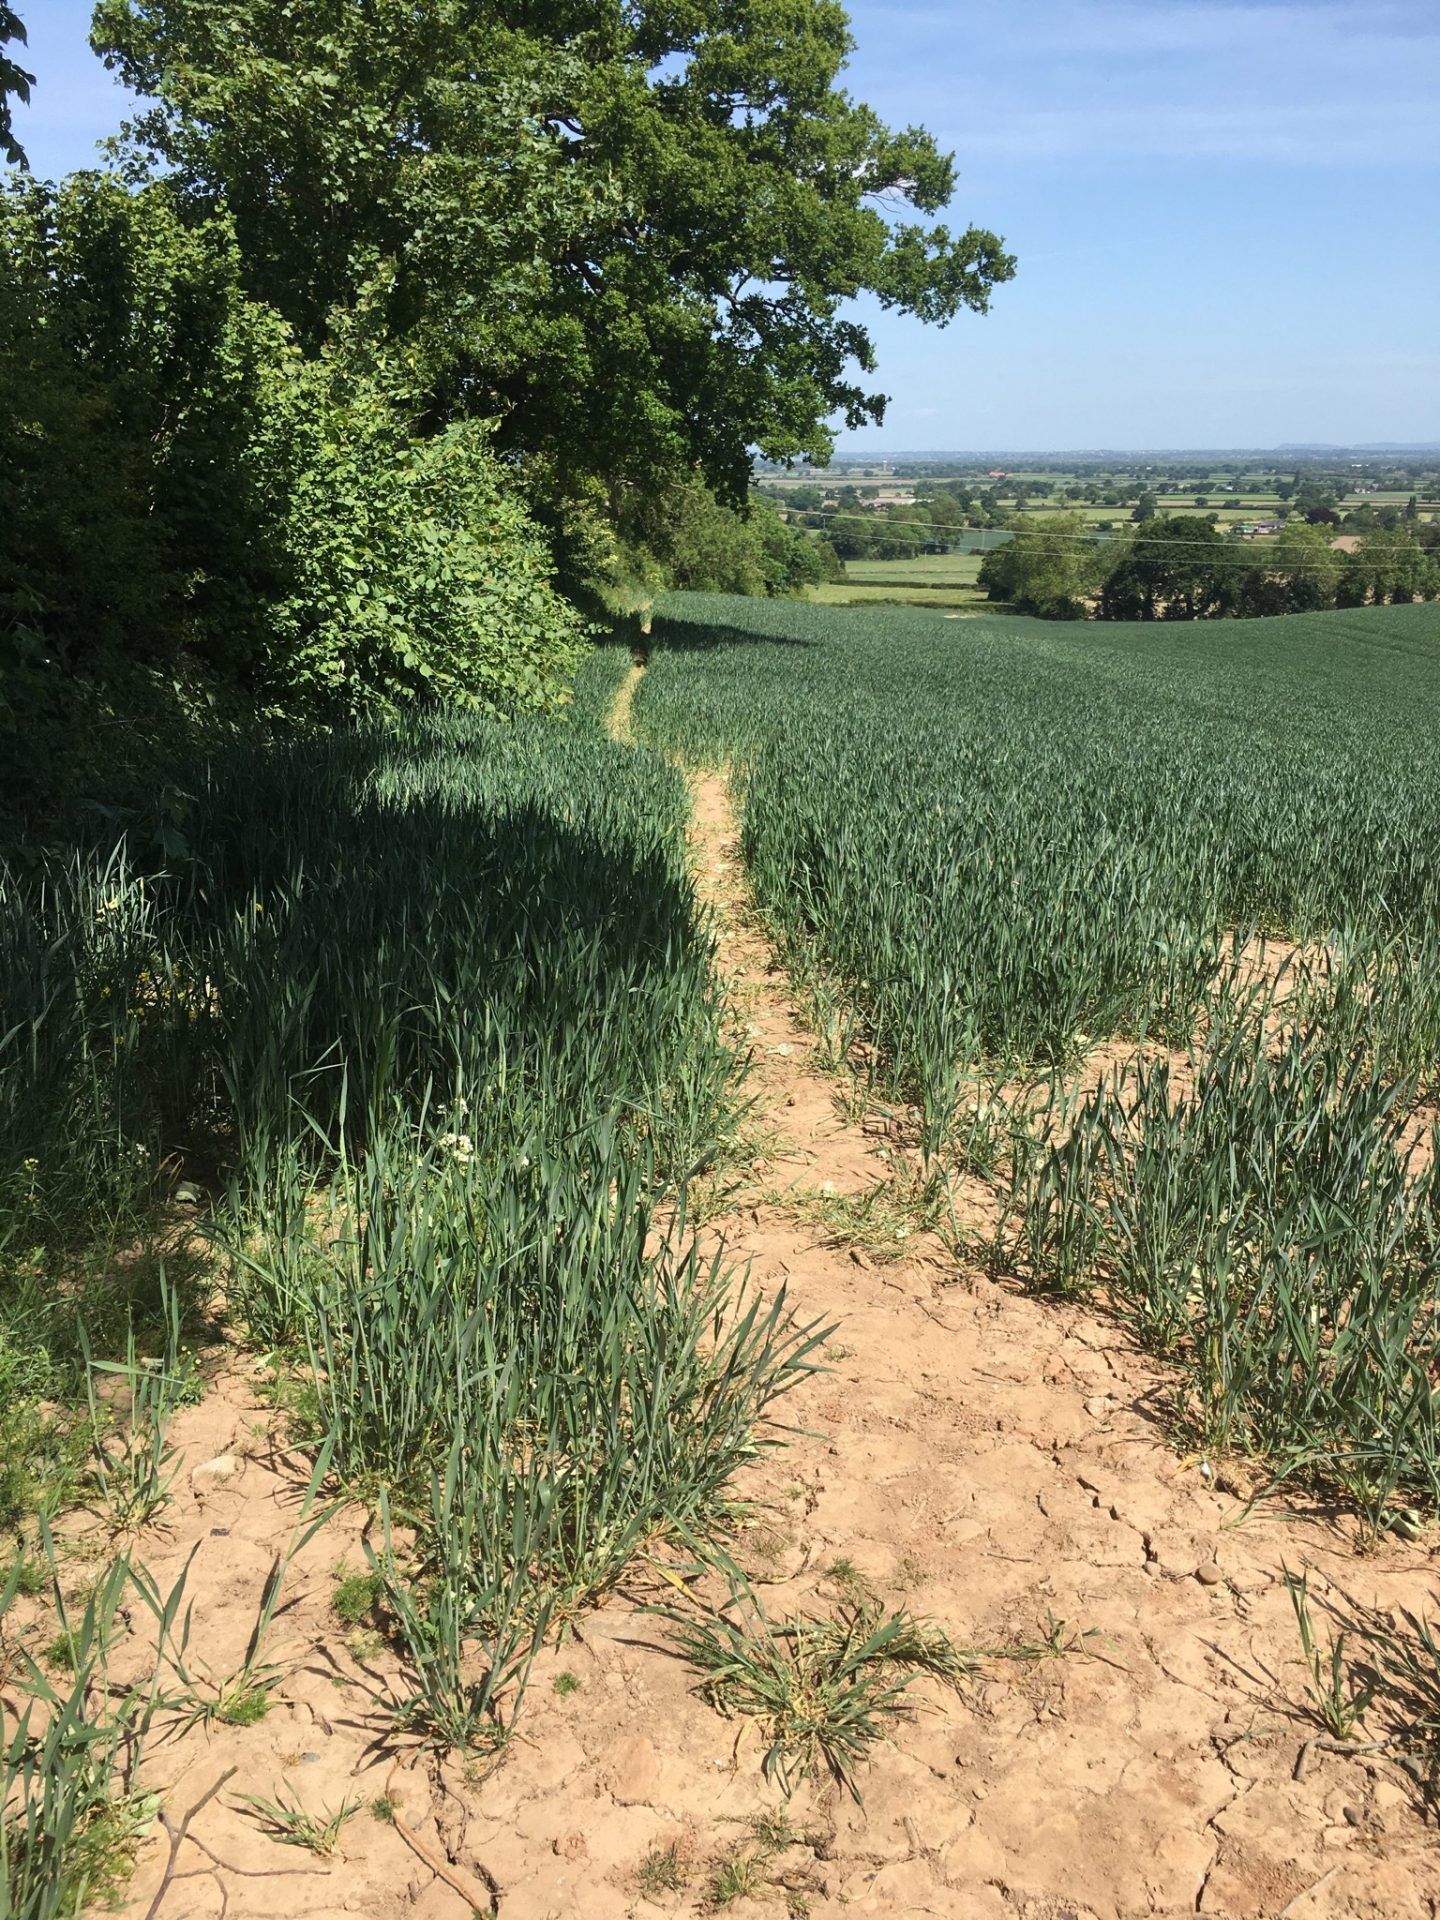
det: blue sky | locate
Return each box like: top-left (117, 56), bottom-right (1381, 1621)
top-left (11, 0), bottom-right (1440, 450)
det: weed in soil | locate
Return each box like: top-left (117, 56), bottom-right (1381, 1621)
top-left (237, 1788), bottom-right (363, 1858)
top-left (1286, 1568), bottom-right (1377, 1740)
top-left (667, 1586), bottom-right (978, 1799)
top-left (637, 1840), bottom-right (688, 1895)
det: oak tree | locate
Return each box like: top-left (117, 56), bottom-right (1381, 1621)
top-left (93, 0), bottom-right (1015, 507)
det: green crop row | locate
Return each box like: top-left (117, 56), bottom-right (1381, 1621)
top-left (0, 650), bottom-right (828, 1905)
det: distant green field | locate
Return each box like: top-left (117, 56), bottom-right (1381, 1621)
top-left (809, 550), bottom-right (988, 610)
top-left (843, 554), bottom-right (984, 585)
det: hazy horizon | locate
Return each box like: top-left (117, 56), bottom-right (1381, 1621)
top-left (822, 443), bottom-right (1440, 460)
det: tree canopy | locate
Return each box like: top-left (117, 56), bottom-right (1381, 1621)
top-left (1270, 519), bottom-right (1341, 612)
top-left (5, 1), bottom-right (1015, 804)
top-left (977, 514), bottom-right (1096, 618)
top-left (1100, 515), bottom-right (1233, 621)
top-left (92, 0), bottom-right (1015, 508)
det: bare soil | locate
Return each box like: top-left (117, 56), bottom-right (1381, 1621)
top-left (87, 696), bottom-right (1440, 1920)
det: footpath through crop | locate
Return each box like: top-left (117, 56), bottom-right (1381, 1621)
top-left (576, 660), bottom-right (1440, 1919)
top-left (56, 659), bottom-right (1440, 1920)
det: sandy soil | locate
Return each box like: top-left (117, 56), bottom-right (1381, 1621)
top-left (74, 687), bottom-right (1440, 1920)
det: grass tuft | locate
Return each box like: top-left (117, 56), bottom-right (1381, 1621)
top-left (637, 1840), bottom-right (688, 1896)
top-left (237, 1788), bottom-right (362, 1858)
top-left (668, 1588), bottom-right (976, 1799)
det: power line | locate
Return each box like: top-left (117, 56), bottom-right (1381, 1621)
top-left (776, 508), bottom-right (1435, 557)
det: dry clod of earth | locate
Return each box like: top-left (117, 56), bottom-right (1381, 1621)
top-left (104, 685), bottom-right (1440, 1920)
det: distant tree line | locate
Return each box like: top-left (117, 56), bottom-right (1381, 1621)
top-left (977, 515), bottom-right (1440, 621)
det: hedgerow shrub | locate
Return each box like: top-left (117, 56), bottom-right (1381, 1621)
top-left (0, 172), bottom-right (585, 772)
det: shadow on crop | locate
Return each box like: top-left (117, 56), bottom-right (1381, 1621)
top-left (648, 613), bottom-right (818, 653)
top-left (0, 718), bottom-right (728, 1319)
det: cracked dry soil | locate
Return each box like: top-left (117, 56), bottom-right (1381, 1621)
top-left (112, 691), bottom-right (1440, 1920)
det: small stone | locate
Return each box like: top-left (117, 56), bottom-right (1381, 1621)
top-left (173, 1180), bottom-right (203, 1206)
top-left (1195, 1560), bottom-right (1224, 1586)
top-left (604, 1733), bottom-right (661, 1807)
top-left (300, 1751), bottom-right (322, 1765)
top-left (1084, 1395), bottom-right (1109, 1418)
top-left (190, 1453), bottom-right (242, 1494)
top-left (1227, 1564), bottom-right (1273, 1595)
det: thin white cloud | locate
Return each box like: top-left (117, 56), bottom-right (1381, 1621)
top-left (945, 100), bottom-right (1438, 165)
top-left (876, 0), bottom-right (1436, 57)
top-left (848, 0), bottom-right (1440, 168)
top-left (978, 0), bottom-right (1435, 59)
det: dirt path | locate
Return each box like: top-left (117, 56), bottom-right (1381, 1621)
top-left (113, 686), bottom-right (1440, 1920)
top-left (653, 754), bottom-right (1440, 1920)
